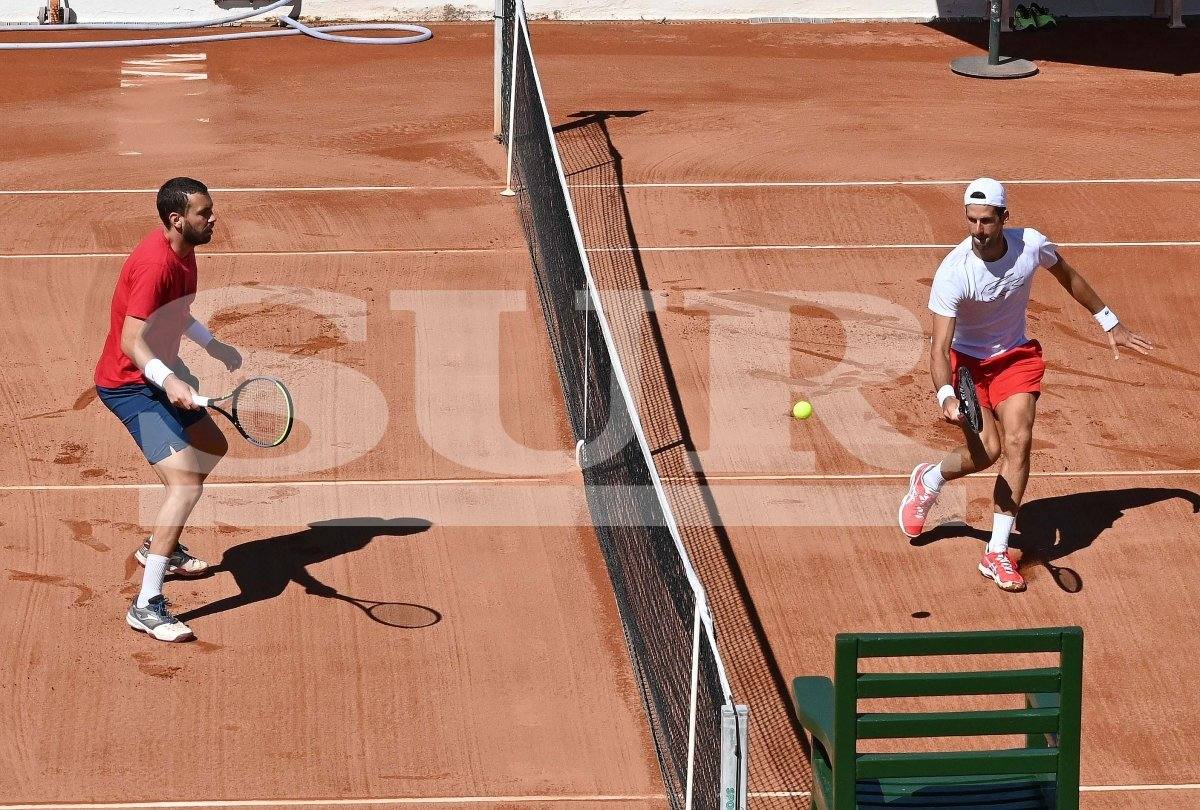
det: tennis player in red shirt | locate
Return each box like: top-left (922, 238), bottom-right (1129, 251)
top-left (95, 177), bottom-right (241, 642)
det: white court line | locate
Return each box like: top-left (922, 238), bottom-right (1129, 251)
top-left (0, 477), bottom-right (551, 493)
top-left (585, 177), bottom-right (1200, 189)
top-left (750, 784), bottom-right (1200, 797)
top-left (0, 248), bottom-right (516, 260)
top-left (0, 468), bottom-right (1194, 494)
top-left (4, 784), bottom-right (1198, 809)
top-left (0, 186), bottom-right (499, 195)
top-left (4, 177), bottom-right (1200, 195)
top-left (1081, 784), bottom-right (1200, 792)
top-left (3, 241), bottom-right (1200, 262)
top-left (0, 796), bottom-right (664, 810)
top-left (589, 241), bottom-right (1200, 253)
top-left (696, 469), bottom-right (1200, 481)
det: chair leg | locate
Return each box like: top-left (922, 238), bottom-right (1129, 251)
top-left (1170, 0), bottom-right (1186, 28)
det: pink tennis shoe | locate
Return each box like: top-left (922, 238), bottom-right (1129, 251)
top-left (898, 463), bottom-right (940, 538)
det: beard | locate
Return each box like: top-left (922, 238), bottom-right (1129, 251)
top-left (182, 221), bottom-right (213, 245)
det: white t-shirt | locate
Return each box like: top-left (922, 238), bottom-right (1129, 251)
top-left (928, 227), bottom-right (1059, 360)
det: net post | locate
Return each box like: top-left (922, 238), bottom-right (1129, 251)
top-left (493, 0), bottom-right (505, 138)
top-left (720, 704), bottom-right (750, 810)
top-left (500, 0), bottom-right (522, 197)
top-left (683, 600), bottom-right (702, 810)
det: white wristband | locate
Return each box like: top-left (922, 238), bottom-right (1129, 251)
top-left (936, 384), bottom-right (956, 407)
top-left (1093, 306), bottom-right (1119, 332)
top-left (185, 320), bottom-right (214, 347)
top-left (143, 358), bottom-right (174, 389)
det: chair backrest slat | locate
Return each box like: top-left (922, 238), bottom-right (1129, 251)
top-left (856, 747), bottom-right (1059, 780)
top-left (855, 627), bottom-right (1067, 657)
top-left (857, 667), bottom-right (1061, 698)
top-left (858, 707), bottom-right (1060, 739)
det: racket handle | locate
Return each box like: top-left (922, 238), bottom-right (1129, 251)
top-left (192, 393), bottom-right (212, 407)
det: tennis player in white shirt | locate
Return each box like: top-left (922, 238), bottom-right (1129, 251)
top-left (899, 178), bottom-right (1153, 591)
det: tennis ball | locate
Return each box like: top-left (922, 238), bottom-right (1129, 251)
top-left (792, 400), bottom-right (813, 420)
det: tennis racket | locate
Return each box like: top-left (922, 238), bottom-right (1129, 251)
top-left (193, 376), bottom-right (294, 448)
top-left (955, 367), bottom-right (984, 434)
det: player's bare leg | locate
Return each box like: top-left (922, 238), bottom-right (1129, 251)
top-left (127, 447), bottom-right (208, 641)
top-left (942, 405), bottom-right (1003, 482)
top-left (184, 413), bottom-right (228, 481)
top-left (900, 407), bottom-right (1002, 537)
top-left (148, 448), bottom-right (207, 558)
top-left (978, 392), bottom-right (1037, 591)
top-left (993, 393), bottom-right (1037, 515)
top-left (136, 419), bottom-right (227, 575)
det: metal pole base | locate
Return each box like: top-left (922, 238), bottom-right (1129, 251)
top-left (950, 55), bottom-right (1039, 78)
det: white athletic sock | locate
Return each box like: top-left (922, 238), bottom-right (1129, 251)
top-left (921, 462), bottom-right (947, 492)
top-left (138, 553), bottom-right (169, 608)
top-left (988, 514), bottom-right (1016, 554)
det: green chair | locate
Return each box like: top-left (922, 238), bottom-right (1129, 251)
top-left (792, 627), bottom-right (1082, 809)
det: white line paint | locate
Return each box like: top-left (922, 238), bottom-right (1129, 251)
top-left (1081, 784), bottom-right (1200, 792)
top-left (0, 248), bottom-right (516, 260)
top-left (0, 186), bottom-right (499, 195)
top-left (694, 469), bottom-right (1200, 482)
top-left (3, 177), bottom-right (1200, 195)
top-left (120, 69), bottom-right (208, 79)
top-left (0, 468), bottom-right (1193, 494)
top-left (582, 177), bottom-right (1200, 189)
top-left (0, 795), bottom-right (666, 810)
top-left (748, 784), bottom-right (1200, 797)
top-left (4, 240), bottom-right (1200, 262)
top-left (589, 241), bottom-right (1200, 253)
top-left (122, 54), bottom-right (207, 67)
top-left (0, 477), bottom-right (553, 493)
top-left (5, 784), bottom-right (1198, 809)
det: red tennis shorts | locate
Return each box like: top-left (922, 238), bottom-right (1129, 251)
top-left (950, 339), bottom-right (1045, 411)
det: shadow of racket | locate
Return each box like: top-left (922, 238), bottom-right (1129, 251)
top-left (1036, 556), bottom-right (1084, 595)
top-left (1022, 554), bottom-right (1089, 592)
top-left (329, 593), bottom-right (442, 628)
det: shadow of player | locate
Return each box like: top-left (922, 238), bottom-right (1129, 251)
top-left (912, 487), bottom-right (1200, 592)
top-left (176, 517), bottom-right (431, 623)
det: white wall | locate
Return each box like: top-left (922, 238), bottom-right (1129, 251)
top-left (0, 0), bottom-right (1185, 24)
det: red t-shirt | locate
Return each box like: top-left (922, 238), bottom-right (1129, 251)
top-left (94, 230), bottom-right (198, 388)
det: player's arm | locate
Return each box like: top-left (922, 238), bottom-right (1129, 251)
top-left (119, 314), bottom-right (200, 410)
top-left (184, 316), bottom-right (242, 371)
top-left (1046, 254), bottom-right (1153, 359)
top-left (930, 313), bottom-right (962, 424)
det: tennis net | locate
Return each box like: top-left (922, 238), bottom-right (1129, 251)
top-left (496, 6), bottom-right (748, 809)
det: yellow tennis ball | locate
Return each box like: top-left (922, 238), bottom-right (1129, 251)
top-left (792, 400), bottom-right (813, 420)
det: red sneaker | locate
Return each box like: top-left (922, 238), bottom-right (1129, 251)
top-left (898, 463), bottom-right (940, 538)
top-left (979, 550), bottom-right (1026, 592)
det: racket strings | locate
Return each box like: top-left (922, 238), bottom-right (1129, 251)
top-left (232, 379), bottom-right (292, 446)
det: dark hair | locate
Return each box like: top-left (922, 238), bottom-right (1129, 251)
top-left (156, 177), bottom-right (209, 227)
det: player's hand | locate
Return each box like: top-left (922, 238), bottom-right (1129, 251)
top-left (941, 398), bottom-right (963, 424)
top-left (1107, 324), bottom-right (1153, 359)
top-left (207, 339), bottom-right (243, 371)
top-left (164, 375), bottom-right (201, 410)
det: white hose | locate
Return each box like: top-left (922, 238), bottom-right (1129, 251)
top-left (0, 0), bottom-right (432, 48)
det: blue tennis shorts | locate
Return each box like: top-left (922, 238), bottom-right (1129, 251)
top-left (96, 383), bottom-right (206, 465)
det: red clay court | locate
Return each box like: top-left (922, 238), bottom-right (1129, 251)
top-left (1, 11), bottom-right (1199, 810)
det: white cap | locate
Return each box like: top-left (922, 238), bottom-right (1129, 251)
top-left (963, 177), bottom-right (1007, 208)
